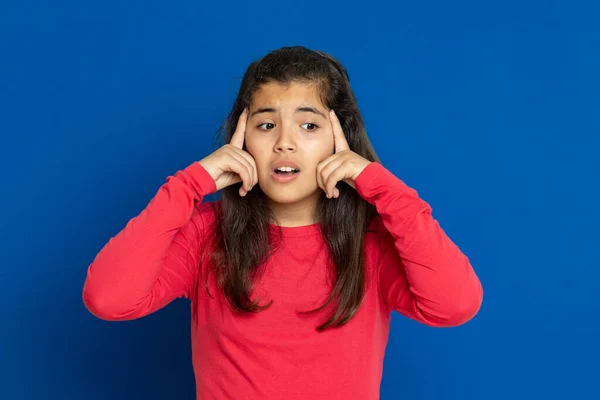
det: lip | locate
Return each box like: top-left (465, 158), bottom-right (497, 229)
top-left (271, 160), bottom-right (301, 171)
top-left (270, 169), bottom-right (301, 183)
top-left (270, 159), bottom-right (302, 183)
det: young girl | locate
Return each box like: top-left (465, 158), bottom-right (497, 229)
top-left (83, 46), bottom-right (483, 399)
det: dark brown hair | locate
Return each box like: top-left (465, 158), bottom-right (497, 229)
top-left (204, 46), bottom-right (380, 331)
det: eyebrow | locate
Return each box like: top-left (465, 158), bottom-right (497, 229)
top-left (250, 106), bottom-right (326, 119)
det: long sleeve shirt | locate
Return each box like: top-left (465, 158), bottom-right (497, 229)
top-left (82, 161), bottom-right (483, 399)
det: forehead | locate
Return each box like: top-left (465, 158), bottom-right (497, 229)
top-left (251, 82), bottom-right (324, 108)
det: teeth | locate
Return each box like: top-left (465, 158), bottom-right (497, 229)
top-left (276, 166), bottom-right (298, 172)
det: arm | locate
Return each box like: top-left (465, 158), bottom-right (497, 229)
top-left (82, 161), bottom-right (217, 321)
top-left (356, 162), bottom-right (483, 327)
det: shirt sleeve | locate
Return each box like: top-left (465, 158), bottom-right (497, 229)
top-left (355, 162), bottom-right (483, 327)
top-left (82, 161), bottom-right (218, 321)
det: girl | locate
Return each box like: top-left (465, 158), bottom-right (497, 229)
top-left (83, 46), bottom-right (483, 399)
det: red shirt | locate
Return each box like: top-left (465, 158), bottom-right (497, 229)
top-left (82, 161), bottom-right (483, 399)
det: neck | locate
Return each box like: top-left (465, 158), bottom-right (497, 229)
top-left (267, 192), bottom-right (321, 227)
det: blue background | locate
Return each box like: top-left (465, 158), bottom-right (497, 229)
top-left (1, 1), bottom-right (598, 399)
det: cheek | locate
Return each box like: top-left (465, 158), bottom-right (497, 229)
top-left (245, 135), bottom-right (262, 158)
top-left (306, 138), bottom-right (335, 164)
top-left (244, 133), bottom-right (256, 152)
top-left (245, 139), bottom-right (270, 175)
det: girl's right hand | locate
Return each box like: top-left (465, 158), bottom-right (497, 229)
top-left (198, 108), bottom-right (258, 196)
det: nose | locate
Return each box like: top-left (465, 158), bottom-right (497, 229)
top-left (273, 124), bottom-right (297, 153)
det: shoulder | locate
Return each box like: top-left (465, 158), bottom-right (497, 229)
top-left (364, 215), bottom-right (385, 259)
top-left (364, 214), bottom-right (395, 267)
top-left (193, 199), bottom-right (220, 222)
top-left (185, 199), bottom-right (221, 241)
top-left (365, 214), bottom-right (389, 242)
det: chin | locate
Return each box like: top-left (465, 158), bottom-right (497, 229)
top-left (261, 186), bottom-right (319, 205)
top-left (265, 192), bottom-right (307, 205)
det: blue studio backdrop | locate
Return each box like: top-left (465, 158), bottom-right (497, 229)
top-left (1, 1), bottom-right (598, 399)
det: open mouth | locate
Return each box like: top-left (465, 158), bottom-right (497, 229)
top-left (273, 167), bottom-right (300, 176)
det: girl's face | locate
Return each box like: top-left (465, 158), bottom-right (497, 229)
top-left (245, 82), bottom-right (335, 212)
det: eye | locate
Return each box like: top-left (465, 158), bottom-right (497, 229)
top-left (301, 123), bottom-right (319, 131)
top-left (257, 123), bottom-right (275, 130)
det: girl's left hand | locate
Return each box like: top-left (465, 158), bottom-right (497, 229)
top-left (317, 110), bottom-right (372, 199)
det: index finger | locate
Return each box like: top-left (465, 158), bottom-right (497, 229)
top-left (230, 107), bottom-right (248, 149)
top-left (329, 109), bottom-right (349, 153)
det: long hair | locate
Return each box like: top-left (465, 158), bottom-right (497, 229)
top-left (204, 46), bottom-right (380, 331)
